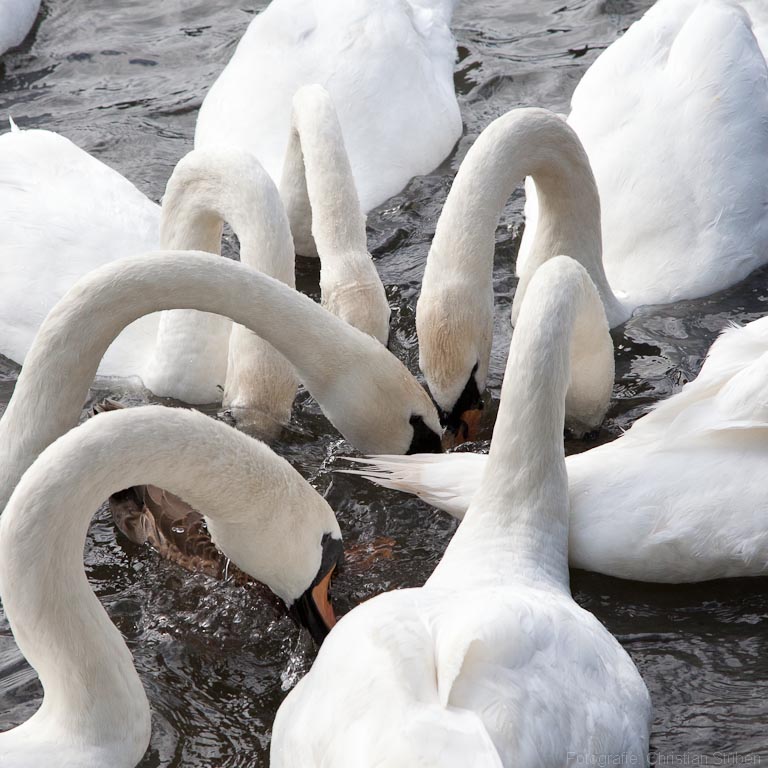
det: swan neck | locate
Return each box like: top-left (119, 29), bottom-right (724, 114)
top-left (0, 252), bottom-right (363, 510)
top-left (0, 407), bottom-right (331, 748)
top-left (433, 259), bottom-right (608, 591)
top-left (280, 86), bottom-right (368, 274)
top-left (160, 150), bottom-right (295, 285)
top-left (424, 109), bottom-right (617, 316)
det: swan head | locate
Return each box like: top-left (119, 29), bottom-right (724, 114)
top-left (416, 278), bottom-right (492, 445)
top-left (287, 533), bottom-right (344, 644)
top-left (303, 337), bottom-right (444, 455)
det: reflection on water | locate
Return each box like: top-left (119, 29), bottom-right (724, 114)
top-left (1, 0), bottom-right (767, 763)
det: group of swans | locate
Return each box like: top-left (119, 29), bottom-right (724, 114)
top-left (0, 258), bottom-right (652, 766)
top-left (417, 0), bottom-right (768, 437)
top-left (352, 0), bottom-right (768, 584)
top-left (2, 0), bottom-right (768, 762)
top-left (0, 85), bottom-right (389, 419)
top-left (274, 257), bottom-right (651, 764)
top-left (353, 311), bottom-right (768, 583)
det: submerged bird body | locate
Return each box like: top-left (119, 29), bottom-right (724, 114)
top-left (355, 316), bottom-right (768, 582)
top-left (196, 0), bottom-right (461, 214)
top-left (273, 258), bottom-right (650, 765)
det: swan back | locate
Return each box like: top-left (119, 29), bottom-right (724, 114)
top-left (567, 0), bottom-right (768, 307)
top-left (194, 0), bottom-right (461, 213)
top-left (0, 126), bottom-right (160, 374)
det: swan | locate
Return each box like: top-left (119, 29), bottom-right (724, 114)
top-left (0, 250), bottom-right (443, 513)
top-left (520, 0), bottom-right (768, 313)
top-left (195, 0), bottom-right (462, 216)
top-left (0, 84), bottom-right (389, 410)
top-left (417, 107), bottom-right (619, 439)
top-left (0, 405), bottom-right (343, 767)
top-left (271, 257), bottom-right (650, 766)
top-left (0, 0), bottom-right (40, 57)
top-left (349, 314), bottom-right (768, 583)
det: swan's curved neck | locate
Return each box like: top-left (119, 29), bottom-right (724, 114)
top-left (160, 149), bottom-right (295, 286)
top-left (423, 108), bottom-right (624, 326)
top-left (430, 258), bottom-right (611, 591)
top-left (0, 406), bottom-right (332, 754)
top-left (280, 86), bottom-right (368, 275)
top-left (148, 150), bottom-right (298, 408)
top-left (0, 251), bottom-right (374, 510)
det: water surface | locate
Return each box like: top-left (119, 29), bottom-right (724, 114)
top-left (1, 0), bottom-right (766, 764)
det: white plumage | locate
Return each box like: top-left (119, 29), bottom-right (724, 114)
top-left (520, 0), bottom-right (768, 311)
top-left (353, 316), bottom-right (768, 583)
top-left (273, 258), bottom-right (651, 766)
top-left (195, 0), bottom-right (461, 214)
top-left (0, 0), bottom-right (40, 56)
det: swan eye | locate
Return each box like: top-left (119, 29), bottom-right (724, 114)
top-left (407, 415), bottom-right (443, 455)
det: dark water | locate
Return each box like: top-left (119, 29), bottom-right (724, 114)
top-left (1, 0), bottom-right (767, 764)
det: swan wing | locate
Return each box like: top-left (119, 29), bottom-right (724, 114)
top-left (626, 317), bottom-right (768, 442)
top-left (0, 127), bottom-right (161, 375)
top-left (429, 589), bottom-right (650, 763)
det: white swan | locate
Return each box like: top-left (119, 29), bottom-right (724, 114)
top-left (0, 0), bottom-right (40, 56)
top-left (0, 250), bottom-right (442, 513)
top-left (520, 0), bottom-right (768, 311)
top-left (0, 85), bottom-right (388, 409)
top-left (350, 314), bottom-right (768, 583)
top-left (417, 107), bottom-right (618, 437)
top-left (271, 257), bottom-right (650, 766)
top-left (0, 405), bottom-right (343, 767)
top-left (195, 0), bottom-right (461, 216)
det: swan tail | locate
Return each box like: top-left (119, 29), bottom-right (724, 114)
top-left (339, 454), bottom-right (475, 519)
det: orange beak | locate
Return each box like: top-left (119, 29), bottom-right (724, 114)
top-left (310, 564), bottom-right (337, 633)
top-left (442, 407), bottom-right (484, 449)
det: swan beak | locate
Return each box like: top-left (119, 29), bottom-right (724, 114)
top-left (289, 535), bottom-right (343, 645)
top-left (311, 567), bottom-right (337, 633)
top-left (442, 407), bottom-right (483, 449)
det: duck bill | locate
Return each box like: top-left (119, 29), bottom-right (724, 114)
top-left (442, 407), bottom-right (483, 449)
